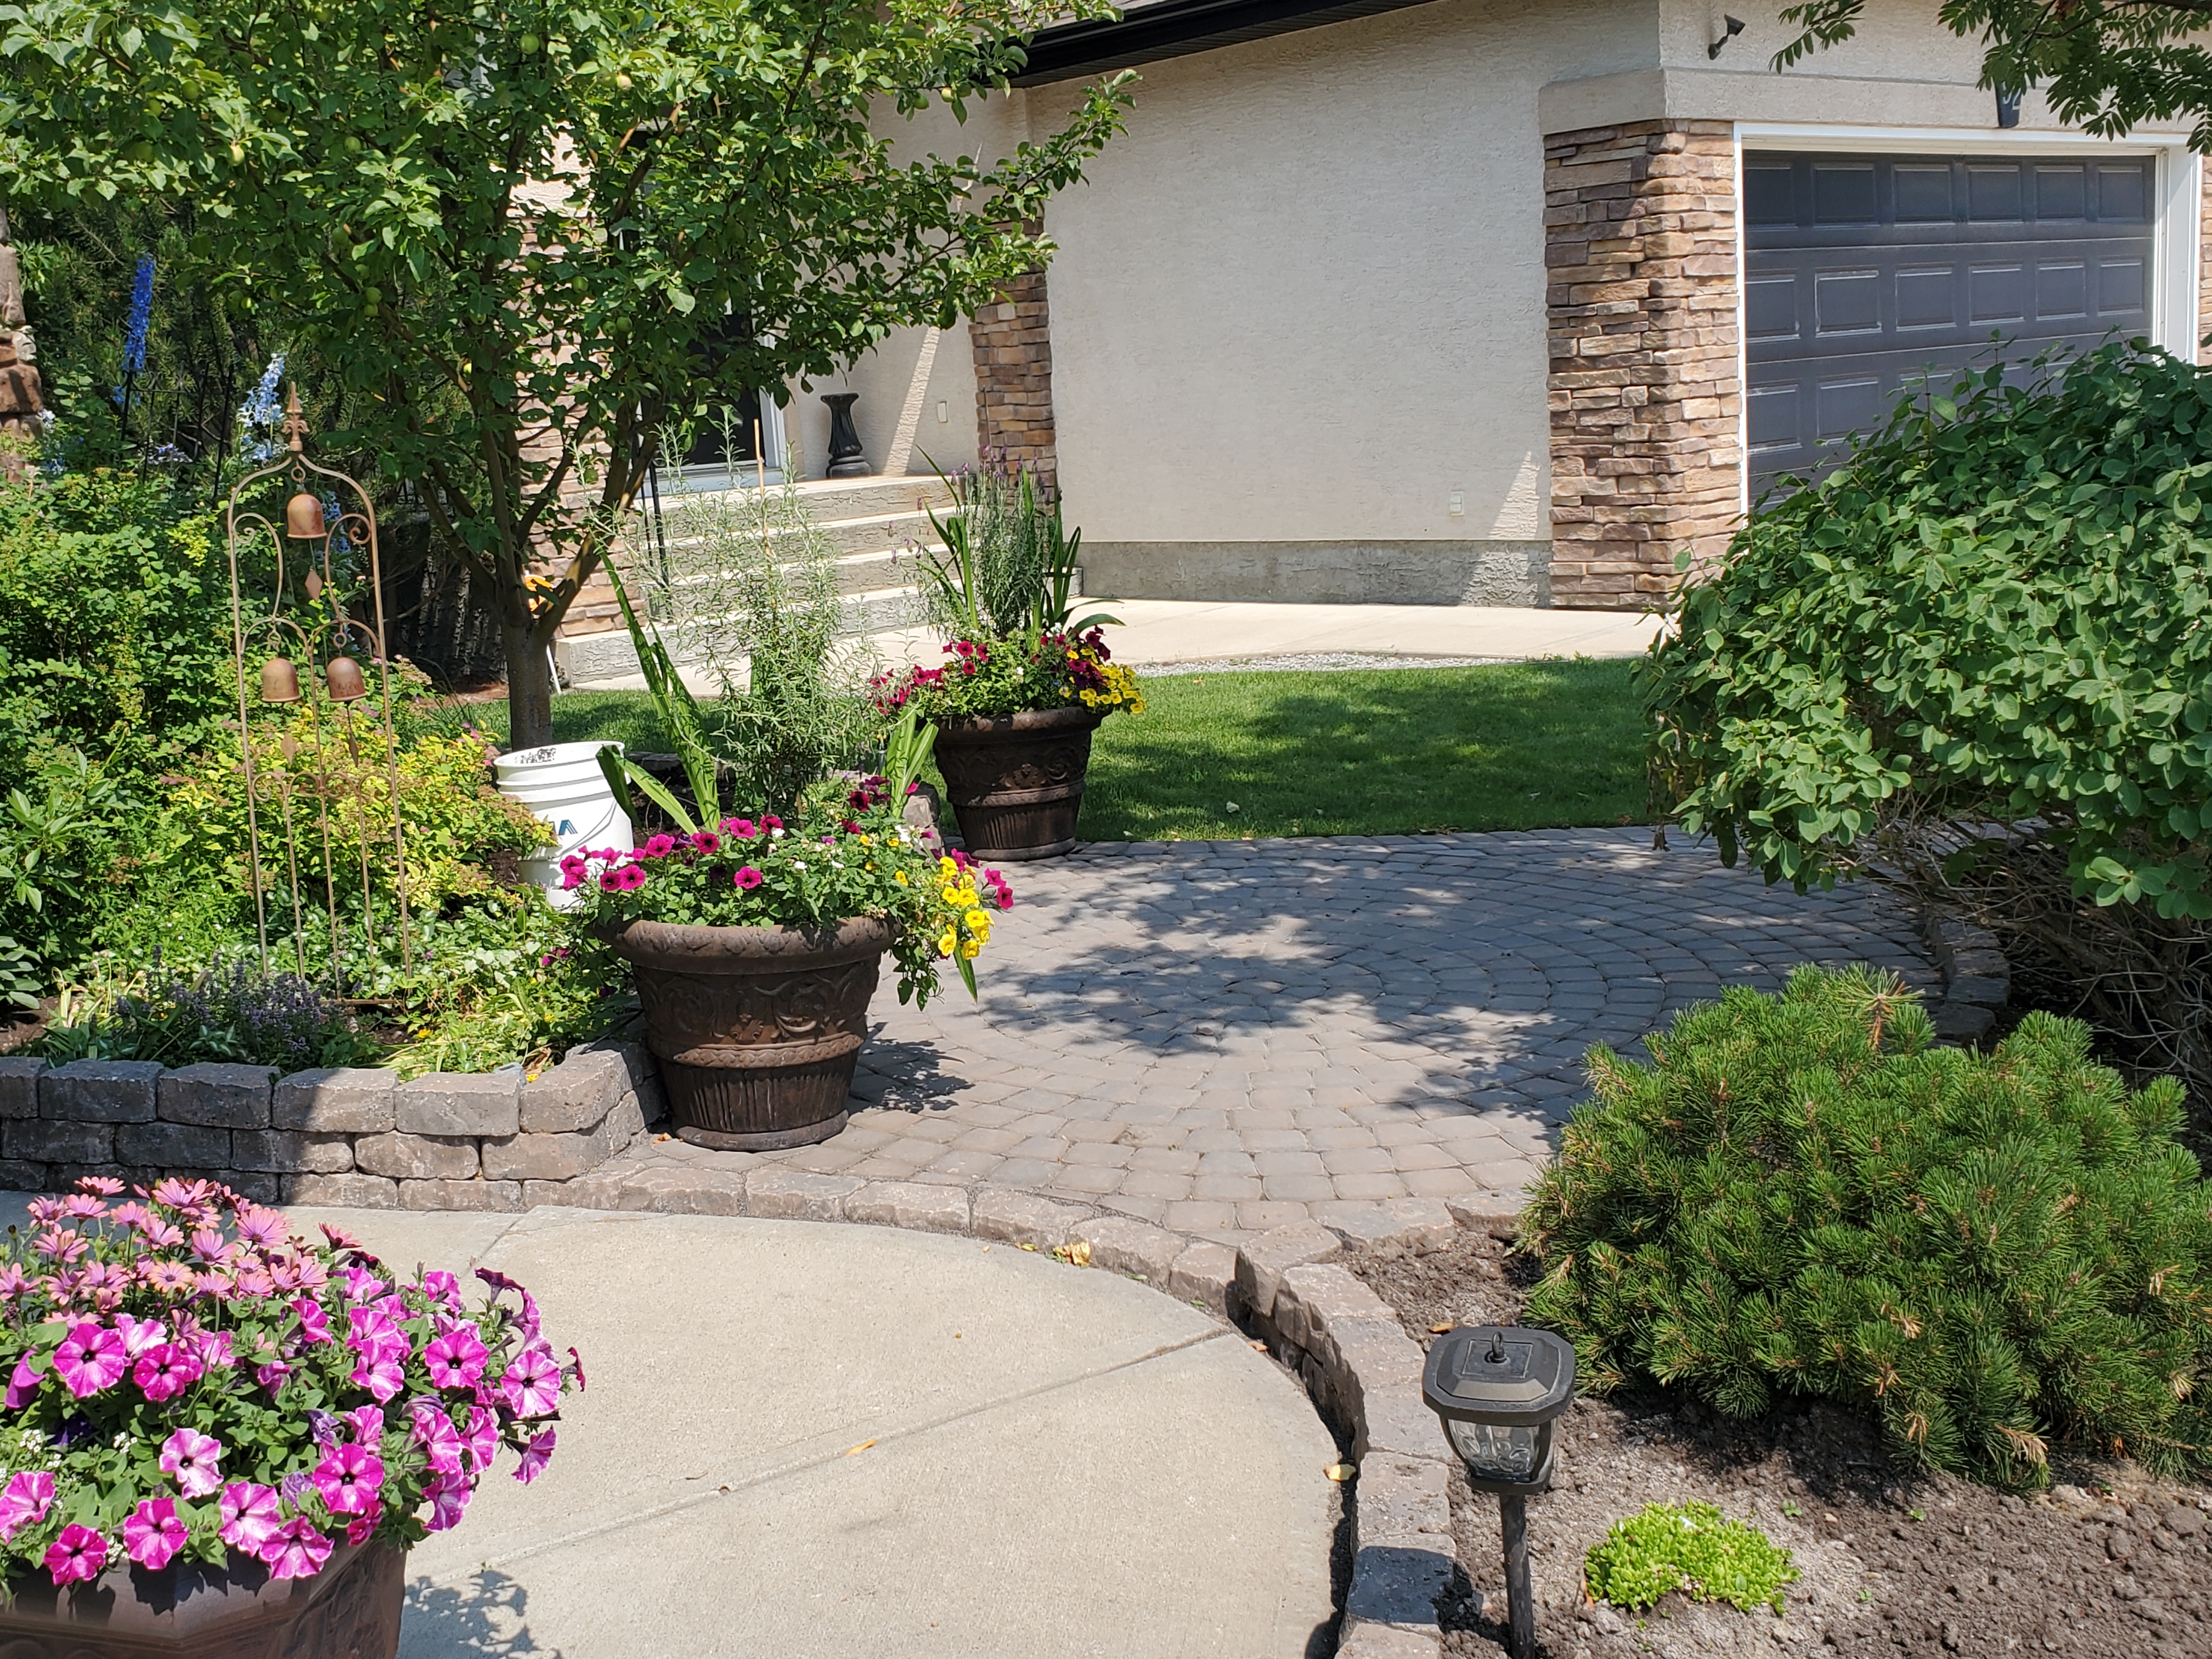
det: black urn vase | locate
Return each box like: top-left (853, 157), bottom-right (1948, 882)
top-left (822, 393), bottom-right (871, 478)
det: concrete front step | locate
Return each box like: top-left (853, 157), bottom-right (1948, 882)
top-left (557, 584), bottom-right (929, 685)
top-left (665, 473), bottom-right (952, 524)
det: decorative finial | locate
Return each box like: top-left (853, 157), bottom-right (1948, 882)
top-left (284, 384), bottom-right (308, 453)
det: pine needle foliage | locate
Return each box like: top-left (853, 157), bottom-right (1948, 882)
top-left (1522, 965), bottom-right (2212, 1488)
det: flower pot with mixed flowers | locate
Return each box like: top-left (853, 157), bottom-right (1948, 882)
top-left (0, 1176), bottom-right (575, 1659)
top-left (874, 465), bottom-right (1142, 860)
top-left (568, 714), bottom-right (1013, 1150)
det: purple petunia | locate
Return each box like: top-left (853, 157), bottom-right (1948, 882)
top-left (123, 1498), bottom-right (188, 1570)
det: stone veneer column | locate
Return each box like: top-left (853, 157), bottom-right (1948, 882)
top-left (969, 268), bottom-right (1057, 488)
top-left (1545, 119), bottom-right (1741, 607)
top-left (2199, 162), bottom-right (2212, 363)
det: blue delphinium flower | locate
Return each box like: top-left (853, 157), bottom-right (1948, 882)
top-left (239, 352), bottom-right (286, 460)
top-left (112, 252), bottom-right (156, 404)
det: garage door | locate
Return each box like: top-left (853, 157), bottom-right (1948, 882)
top-left (1743, 151), bottom-right (2157, 499)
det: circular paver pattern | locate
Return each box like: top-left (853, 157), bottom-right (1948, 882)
top-left (614, 829), bottom-right (1938, 1245)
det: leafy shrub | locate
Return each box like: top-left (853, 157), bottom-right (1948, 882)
top-left (1643, 342), bottom-right (2212, 1095)
top-left (1584, 1503), bottom-right (1797, 1613)
top-left (0, 935), bottom-right (38, 1011)
top-left (37, 954), bottom-right (377, 1072)
top-left (1523, 966), bottom-right (2212, 1488)
top-left (381, 911), bottom-right (631, 1081)
top-left (0, 748), bottom-right (135, 974)
top-left (913, 461), bottom-right (1108, 640)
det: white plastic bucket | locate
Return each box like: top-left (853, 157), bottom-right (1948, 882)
top-left (494, 741), bottom-right (635, 910)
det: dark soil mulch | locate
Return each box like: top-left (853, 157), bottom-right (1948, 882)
top-left (1348, 1228), bottom-right (2212, 1659)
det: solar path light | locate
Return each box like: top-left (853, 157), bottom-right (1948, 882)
top-left (1421, 1324), bottom-right (1576, 1659)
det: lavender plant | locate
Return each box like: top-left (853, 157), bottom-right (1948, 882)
top-left (40, 954), bottom-right (376, 1072)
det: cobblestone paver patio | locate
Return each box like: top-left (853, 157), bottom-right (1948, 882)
top-left (603, 829), bottom-right (1939, 1245)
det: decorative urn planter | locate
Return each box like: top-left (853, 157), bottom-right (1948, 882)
top-left (597, 914), bottom-right (891, 1149)
top-left (932, 705), bottom-right (1104, 861)
top-left (0, 1541), bottom-right (405, 1659)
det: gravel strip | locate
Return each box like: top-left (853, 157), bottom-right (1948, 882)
top-left (1139, 652), bottom-right (1523, 674)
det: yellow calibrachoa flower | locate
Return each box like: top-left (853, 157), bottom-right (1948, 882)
top-left (936, 930), bottom-right (957, 956)
top-left (964, 909), bottom-right (991, 935)
top-left (960, 940), bottom-right (982, 959)
top-left (895, 871), bottom-right (909, 885)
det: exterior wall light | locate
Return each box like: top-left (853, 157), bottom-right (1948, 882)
top-left (1422, 1324), bottom-right (1577, 1659)
top-left (1708, 14), bottom-right (1745, 58)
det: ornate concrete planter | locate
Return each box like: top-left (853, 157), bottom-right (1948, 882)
top-left (596, 915), bottom-right (890, 1150)
top-left (932, 705), bottom-right (1103, 861)
top-left (0, 1541), bottom-right (404, 1659)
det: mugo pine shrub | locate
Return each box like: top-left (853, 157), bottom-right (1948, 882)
top-left (1521, 966), bottom-right (2212, 1488)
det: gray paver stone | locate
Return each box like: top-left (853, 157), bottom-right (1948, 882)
top-left (1344, 1539), bottom-right (1454, 1630)
top-left (0, 1057), bottom-right (47, 1120)
top-left (481, 1094), bottom-right (642, 1182)
top-left (114, 1123), bottom-right (233, 1170)
top-left (968, 1189), bottom-right (1092, 1249)
top-left (355, 1133), bottom-right (480, 1181)
top-left (1355, 1455), bottom-right (1453, 1541)
top-left (397, 1073), bottom-right (520, 1137)
top-left (1166, 1242), bottom-right (1238, 1314)
top-left (742, 1169), bottom-right (859, 1222)
top-left (1335, 1619), bottom-right (1441, 1659)
top-left (1274, 1263), bottom-right (1393, 1355)
top-left (157, 1063), bottom-right (275, 1129)
top-left (845, 1180), bottom-right (969, 1234)
top-left (42, 1060), bottom-right (162, 1123)
top-left (231, 1131), bottom-right (354, 1175)
top-left (519, 1049), bottom-right (624, 1133)
top-left (610, 1165), bottom-right (749, 1216)
top-left (1317, 1198), bottom-right (1456, 1255)
top-left (1317, 1316), bottom-right (1427, 1421)
top-left (521, 1174), bottom-right (621, 1210)
top-left (400, 1179), bottom-right (522, 1213)
top-left (1235, 1220), bottom-right (1344, 1319)
top-left (282, 1172), bottom-right (398, 1208)
top-left (1355, 1383), bottom-right (1455, 1464)
top-left (1442, 1192), bottom-right (1523, 1234)
top-left (1071, 1216), bottom-right (1184, 1283)
top-left (4, 1119), bottom-right (114, 1164)
top-left (273, 1069), bottom-right (396, 1133)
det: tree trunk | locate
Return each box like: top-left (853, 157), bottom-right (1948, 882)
top-left (505, 618), bottom-right (556, 750)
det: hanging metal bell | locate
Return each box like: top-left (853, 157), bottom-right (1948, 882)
top-left (324, 656), bottom-right (368, 702)
top-left (286, 492), bottom-right (327, 539)
top-left (258, 657), bottom-right (301, 703)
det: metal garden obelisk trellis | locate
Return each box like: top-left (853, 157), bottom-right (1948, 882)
top-left (226, 387), bottom-right (411, 981)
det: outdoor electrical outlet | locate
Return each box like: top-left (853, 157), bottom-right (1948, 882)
top-left (937, 400), bottom-right (949, 422)
top-left (1449, 489), bottom-right (1465, 517)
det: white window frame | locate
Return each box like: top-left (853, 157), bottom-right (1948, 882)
top-left (1730, 121), bottom-right (2204, 516)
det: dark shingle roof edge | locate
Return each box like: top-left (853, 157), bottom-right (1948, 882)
top-left (1009, 0), bottom-right (1444, 86)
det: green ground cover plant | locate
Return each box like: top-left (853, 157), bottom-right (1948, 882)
top-left (475, 660), bottom-right (1649, 840)
top-left (1584, 1502), bottom-right (1798, 1613)
top-left (1523, 966), bottom-right (2212, 1488)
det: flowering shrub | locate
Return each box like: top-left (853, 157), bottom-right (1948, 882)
top-left (0, 1176), bottom-right (574, 1587)
top-left (870, 628), bottom-right (1143, 724)
top-left (563, 781), bottom-right (1012, 1003)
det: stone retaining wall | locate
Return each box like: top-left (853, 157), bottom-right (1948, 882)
top-left (0, 1041), bottom-right (658, 1211)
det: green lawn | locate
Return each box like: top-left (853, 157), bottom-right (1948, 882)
top-left (455, 661), bottom-right (1651, 839)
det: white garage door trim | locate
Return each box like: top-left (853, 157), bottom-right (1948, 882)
top-left (1730, 122), bottom-right (2203, 517)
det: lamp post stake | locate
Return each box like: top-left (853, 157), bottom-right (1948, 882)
top-left (1499, 1492), bottom-right (1535, 1658)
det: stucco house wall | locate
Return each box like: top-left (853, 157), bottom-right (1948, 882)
top-left (756, 0), bottom-right (2208, 611)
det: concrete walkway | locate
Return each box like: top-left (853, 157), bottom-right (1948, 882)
top-left (566, 599), bottom-right (1663, 691)
top-left (599, 830), bottom-right (1937, 1244)
top-left (290, 1206), bottom-right (1336, 1659)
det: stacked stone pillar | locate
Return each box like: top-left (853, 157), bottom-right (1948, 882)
top-left (969, 268), bottom-right (1058, 489)
top-left (1545, 119), bottom-right (1741, 607)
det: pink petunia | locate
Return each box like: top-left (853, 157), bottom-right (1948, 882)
top-left (311, 1444), bottom-right (385, 1516)
top-left (424, 1323), bottom-right (489, 1389)
top-left (514, 1427), bottom-right (556, 1485)
top-left (410, 1400), bottom-right (465, 1474)
top-left (690, 830), bottom-right (722, 854)
top-left (642, 833), bottom-right (678, 858)
top-left (5, 1353), bottom-right (42, 1409)
top-left (122, 1498), bottom-right (188, 1571)
top-left (762, 814), bottom-right (783, 831)
top-left (133, 1343), bottom-right (204, 1403)
top-left (53, 1321), bottom-right (127, 1397)
top-left (422, 1269), bottom-right (463, 1310)
top-left (340, 1265), bottom-right (390, 1303)
top-left (261, 1516), bottom-right (332, 1581)
top-left (567, 1345), bottom-right (588, 1392)
top-left (724, 817), bottom-right (757, 839)
top-left (44, 1524), bottom-right (108, 1586)
top-left (733, 865), bottom-right (763, 890)
top-left (597, 868), bottom-right (622, 891)
top-left (160, 1428), bottom-right (224, 1497)
top-left (614, 864), bottom-right (647, 891)
top-left (0, 1470), bottom-right (55, 1539)
top-left (501, 1344), bottom-right (563, 1417)
top-left (558, 852), bottom-right (587, 878)
top-left (345, 1405), bottom-right (386, 1446)
top-left (185, 1328), bottom-right (236, 1372)
top-left (114, 1313), bottom-right (170, 1358)
top-left (217, 1482), bottom-right (283, 1556)
top-left (424, 1471), bottom-right (472, 1533)
top-left (351, 1347), bottom-right (405, 1403)
top-left (464, 1406), bottom-right (500, 1474)
top-left (345, 1506), bottom-right (380, 1547)
top-left (291, 1297), bottom-right (332, 1345)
